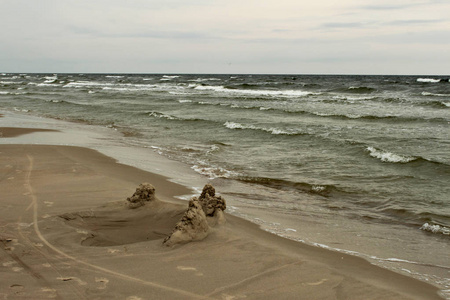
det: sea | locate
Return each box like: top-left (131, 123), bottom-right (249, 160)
top-left (1, 73), bottom-right (449, 296)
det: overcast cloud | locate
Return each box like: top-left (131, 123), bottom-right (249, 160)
top-left (0, 0), bottom-right (449, 74)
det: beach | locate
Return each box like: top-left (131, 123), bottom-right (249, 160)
top-left (0, 113), bottom-right (444, 299)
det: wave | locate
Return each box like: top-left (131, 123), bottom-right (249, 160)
top-left (191, 163), bottom-right (239, 179)
top-left (64, 81), bottom-right (114, 88)
top-left (146, 111), bottom-right (211, 124)
top-left (366, 147), bottom-right (417, 163)
top-left (0, 91), bottom-right (31, 96)
top-left (193, 84), bottom-right (318, 97)
top-left (187, 78), bottom-right (221, 82)
top-left (417, 78), bottom-right (449, 83)
top-left (328, 95), bottom-right (379, 102)
top-left (43, 99), bottom-right (93, 107)
top-left (102, 86), bottom-right (158, 92)
top-left (148, 111), bottom-right (177, 120)
top-left (364, 147), bottom-right (449, 168)
top-left (420, 223), bottom-right (450, 235)
top-left (105, 75), bottom-right (124, 79)
top-left (236, 176), bottom-right (344, 197)
top-left (421, 100), bottom-right (450, 109)
top-left (187, 99), bottom-right (447, 123)
top-left (283, 109), bottom-right (446, 123)
top-left (347, 86), bottom-right (376, 93)
top-left (332, 86), bottom-right (376, 94)
top-left (421, 92), bottom-right (450, 97)
top-left (0, 81), bottom-right (24, 85)
top-left (160, 75), bottom-right (180, 81)
top-left (44, 75), bottom-right (58, 83)
top-left (224, 121), bottom-right (305, 136)
top-left (46, 99), bottom-right (65, 104)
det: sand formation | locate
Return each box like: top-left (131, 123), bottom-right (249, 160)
top-left (198, 184), bottom-right (226, 225)
top-left (126, 183), bottom-right (156, 208)
top-left (125, 183), bottom-right (227, 246)
top-left (164, 184), bottom-right (226, 246)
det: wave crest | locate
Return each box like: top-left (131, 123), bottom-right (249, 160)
top-left (224, 121), bottom-right (303, 136)
top-left (417, 78), bottom-right (449, 83)
top-left (420, 223), bottom-right (450, 235)
top-left (366, 147), bottom-right (417, 163)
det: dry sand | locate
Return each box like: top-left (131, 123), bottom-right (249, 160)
top-left (0, 129), bottom-right (443, 299)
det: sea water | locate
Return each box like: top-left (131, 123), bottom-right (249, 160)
top-left (1, 73), bottom-right (449, 295)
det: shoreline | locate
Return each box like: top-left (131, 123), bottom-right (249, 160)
top-left (0, 123), bottom-right (445, 298)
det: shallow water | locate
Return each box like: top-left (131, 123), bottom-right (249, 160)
top-left (1, 73), bottom-right (449, 295)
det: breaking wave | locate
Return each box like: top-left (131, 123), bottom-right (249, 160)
top-left (224, 121), bottom-right (305, 136)
top-left (347, 86), bottom-right (376, 93)
top-left (421, 92), bottom-right (450, 97)
top-left (193, 84), bottom-right (318, 97)
top-left (366, 147), bottom-right (417, 163)
top-left (420, 223), bottom-right (450, 235)
top-left (417, 78), bottom-right (449, 83)
top-left (147, 111), bottom-right (178, 120)
top-left (236, 176), bottom-right (344, 197)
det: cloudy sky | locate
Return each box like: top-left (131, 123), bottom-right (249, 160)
top-left (1, 0), bottom-right (449, 74)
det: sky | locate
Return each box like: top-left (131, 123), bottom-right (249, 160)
top-left (1, 0), bottom-right (449, 75)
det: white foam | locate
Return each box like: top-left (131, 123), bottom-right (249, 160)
top-left (312, 185), bottom-right (326, 192)
top-left (366, 147), bottom-right (416, 163)
top-left (188, 78), bottom-right (221, 82)
top-left (420, 223), bottom-right (450, 235)
top-left (191, 164), bottom-right (238, 179)
top-left (0, 81), bottom-right (23, 85)
top-left (102, 84), bottom-right (158, 92)
top-left (417, 78), bottom-right (440, 83)
top-left (148, 112), bottom-right (176, 120)
top-left (44, 75), bottom-right (57, 83)
top-left (224, 121), bottom-right (299, 136)
top-left (37, 83), bottom-right (60, 87)
top-left (224, 121), bottom-right (246, 130)
top-left (194, 85), bottom-right (317, 98)
top-left (178, 100), bottom-right (192, 103)
top-left (421, 92), bottom-right (450, 97)
top-left (64, 81), bottom-right (113, 88)
top-left (161, 75), bottom-right (180, 80)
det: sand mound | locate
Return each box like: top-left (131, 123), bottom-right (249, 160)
top-left (163, 198), bottom-right (209, 246)
top-left (126, 183), bottom-right (156, 208)
top-left (59, 183), bottom-right (226, 247)
top-left (199, 184), bottom-right (226, 226)
top-left (164, 184), bottom-right (227, 246)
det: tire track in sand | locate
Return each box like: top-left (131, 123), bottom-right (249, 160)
top-left (25, 155), bottom-right (210, 300)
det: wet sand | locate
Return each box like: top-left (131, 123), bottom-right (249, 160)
top-left (0, 127), bottom-right (58, 138)
top-left (0, 130), bottom-right (443, 299)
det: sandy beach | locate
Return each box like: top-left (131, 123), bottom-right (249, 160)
top-left (0, 127), bottom-right (444, 299)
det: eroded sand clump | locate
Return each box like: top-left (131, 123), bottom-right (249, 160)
top-left (164, 184), bottom-right (226, 246)
top-left (163, 198), bottom-right (209, 246)
top-left (126, 183), bottom-right (156, 208)
top-left (199, 184), bottom-right (226, 226)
